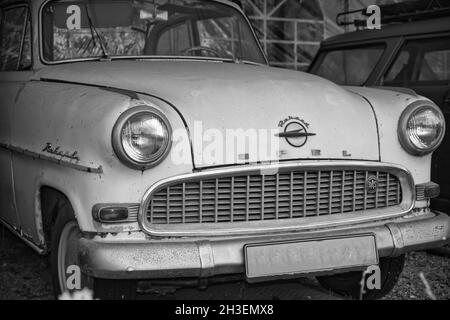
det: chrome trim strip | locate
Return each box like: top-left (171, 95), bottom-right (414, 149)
top-left (139, 161), bottom-right (416, 238)
top-left (0, 217), bottom-right (46, 254)
top-left (0, 142), bottom-right (103, 174)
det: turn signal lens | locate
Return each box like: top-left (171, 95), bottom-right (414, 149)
top-left (93, 207), bottom-right (128, 223)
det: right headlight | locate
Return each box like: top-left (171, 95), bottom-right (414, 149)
top-left (112, 106), bottom-right (172, 170)
top-left (398, 101), bottom-right (445, 156)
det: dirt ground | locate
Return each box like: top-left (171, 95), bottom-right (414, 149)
top-left (0, 225), bottom-right (448, 300)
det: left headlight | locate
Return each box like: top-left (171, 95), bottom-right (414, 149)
top-left (112, 106), bottom-right (172, 169)
top-left (398, 101), bottom-right (445, 156)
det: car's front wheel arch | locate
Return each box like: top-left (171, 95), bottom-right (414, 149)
top-left (40, 186), bottom-right (75, 251)
top-left (45, 188), bottom-right (137, 299)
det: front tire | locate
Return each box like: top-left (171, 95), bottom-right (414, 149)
top-left (317, 255), bottom-right (405, 300)
top-left (50, 201), bottom-right (136, 300)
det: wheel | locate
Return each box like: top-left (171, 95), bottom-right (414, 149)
top-left (50, 201), bottom-right (137, 300)
top-left (317, 255), bottom-right (405, 300)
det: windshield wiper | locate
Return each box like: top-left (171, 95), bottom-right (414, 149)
top-left (83, 1), bottom-right (110, 59)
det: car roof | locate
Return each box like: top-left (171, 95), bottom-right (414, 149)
top-left (322, 16), bottom-right (450, 47)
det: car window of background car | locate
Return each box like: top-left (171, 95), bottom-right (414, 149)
top-left (419, 49), bottom-right (450, 81)
top-left (384, 37), bottom-right (450, 86)
top-left (313, 46), bottom-right (384, 86)
top-left (0, 6), bottom-right (31, 71)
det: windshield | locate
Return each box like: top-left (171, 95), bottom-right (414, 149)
top-left (311, 45), bottom-right (385, 86)
top-left (41, 0), bottom-right (266, 64)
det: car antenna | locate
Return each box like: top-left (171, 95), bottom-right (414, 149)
top-left (83, 0), bottom-right (110, 60)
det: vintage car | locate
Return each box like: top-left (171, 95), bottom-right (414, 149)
top-left (309, 0), bottom-right (450, 215)
top-left (0, 0), bottom-right (449, 300)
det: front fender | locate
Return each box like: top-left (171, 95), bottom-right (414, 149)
top-left (347, 86), bottom-right (433, 185)
top-left (11, 81), bottom-right (193, 242)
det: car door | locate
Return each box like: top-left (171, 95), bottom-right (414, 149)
top-left (0, 4), bottom-right (33, 229)
top-left (383, 35), bottom-right (450, 212)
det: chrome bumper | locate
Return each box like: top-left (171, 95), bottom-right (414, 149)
top-left (79, 211), bottom-right (450, 280)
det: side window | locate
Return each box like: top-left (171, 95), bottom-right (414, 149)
top-left (0, 6), bottom-right (31, 71)
top-left (384, 37), bottom-right (450, 86)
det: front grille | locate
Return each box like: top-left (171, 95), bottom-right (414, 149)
top-left (146, 169), bottom-right (402, 225)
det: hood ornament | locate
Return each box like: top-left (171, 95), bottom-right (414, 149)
top-left (277, 116), bottom-right (316, 148)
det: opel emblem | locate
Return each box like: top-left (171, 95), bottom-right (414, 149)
top-left (276, 117), bottom-right (316, 148)
top-left (366, 175), bottom-right (379, 194)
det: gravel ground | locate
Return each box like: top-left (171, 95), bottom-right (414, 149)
top-left (0, 225), bottom-right (448, 300)
top-left (384, 249), bottom-right (449, 300)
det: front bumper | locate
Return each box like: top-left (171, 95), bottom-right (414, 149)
top-left (79, 211), bottom-right (450, 280)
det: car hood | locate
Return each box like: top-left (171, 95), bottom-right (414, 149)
top-left (35, 60), bottom-right (380, 168)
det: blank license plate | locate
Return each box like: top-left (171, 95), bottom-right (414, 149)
top-left (245, 234), bottom-right (378, 282)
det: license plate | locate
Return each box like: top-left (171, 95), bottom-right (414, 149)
top-left (245, 234), bottom-right (378, 282)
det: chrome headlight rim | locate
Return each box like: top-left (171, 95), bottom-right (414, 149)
top-left (112, 105), bottom-right (172, 170)
top-left (398, 100), bottom-right (445, 156)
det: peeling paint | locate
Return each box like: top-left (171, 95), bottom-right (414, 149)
top-left (34, 188), bottom-right (47, 249)
top-left (92, 231), bottom-right (147, 241)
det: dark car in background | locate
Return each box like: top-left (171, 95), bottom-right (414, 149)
top-left (309, 0), bottom-right (450, 214)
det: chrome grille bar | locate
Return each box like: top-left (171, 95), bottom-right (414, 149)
top-left (352, 171), bottom-right (357, 212)
top-left (375, 172), bottom-right (379, 209)
top-left (364, 171), bottom-right (368, 211)
top-left (303, 171), bottom-right (307, 217)
top-left (289, 172), bottom-right (293, 219)
top-left (328, 172), bottom-right (332, 214)
top-left (340, 170), bottom-right (345, 214)
top-left (386, 174), bottom-right (390, 207)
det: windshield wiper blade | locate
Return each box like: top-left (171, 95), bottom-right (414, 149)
top-left (83, 1), bottom-right (110, 59)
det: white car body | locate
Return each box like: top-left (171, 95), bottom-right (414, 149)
top-left (0, 0), bottom-right (448, 294)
